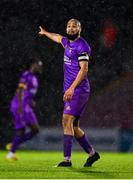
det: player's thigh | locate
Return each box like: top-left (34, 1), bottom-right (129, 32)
top-left (62, 114), bottom-right (75, 128)
top-left (11, 110), bottom-right (26, 129)
top-left (63, 92), bottom-right (89, 117)
top-left (15, 127), bottom-right (25, 136)
top-left (28, 124), bottom-right (39, 134)
top-left (25, 106), bottom-right (38, 126)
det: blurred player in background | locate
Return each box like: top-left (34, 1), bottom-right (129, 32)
top-left (38, 19), bottom-right (100, 167)
top-left (6, 58), bottom-right (43, 160)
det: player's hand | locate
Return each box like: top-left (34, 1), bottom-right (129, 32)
top-left (38, 26), bottom-right (46, 36)
top-left (63, 87), bottom-right (74, 102)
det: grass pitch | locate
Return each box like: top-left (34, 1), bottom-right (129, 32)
top-left (0, 151), bottom-right (133, 179)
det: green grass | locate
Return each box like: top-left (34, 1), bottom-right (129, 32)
top-left (0, 151), bottom-right (133, 179)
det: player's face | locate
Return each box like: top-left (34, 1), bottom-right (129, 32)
top-left (33, 63), bottom-right (43, 74)
top-left (66, 20), bottom-right (81, 35)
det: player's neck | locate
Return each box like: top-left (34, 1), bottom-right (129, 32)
top-left (69, 36), bottom-right (80, 43)
top-left (30, 68), bottom-right (35, 74)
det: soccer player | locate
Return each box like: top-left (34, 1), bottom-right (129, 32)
top-left (6, 58), bottom-right (43, 160)
top-left (38, 19), bottom-right (100, 167)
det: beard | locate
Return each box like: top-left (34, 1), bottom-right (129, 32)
top-left (66, 32), bottom-right (79, 41)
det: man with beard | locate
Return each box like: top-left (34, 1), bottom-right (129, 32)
top-left (38, 19), bottom-right (100, 167)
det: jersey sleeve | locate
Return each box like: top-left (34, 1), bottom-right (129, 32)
top-left (18, 72), bottom-right (28, 89)
top-left (31, 76), bottom-right (38, 88)
top-left (78, 41), bottom-right (91, 62)
top-left (61, 37), bottom-right (68, 48)
top-left (29, 75), bottom-right (38, 95)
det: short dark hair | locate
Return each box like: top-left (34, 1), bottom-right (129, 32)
top-left (30, 57), bottom-right (43, 66)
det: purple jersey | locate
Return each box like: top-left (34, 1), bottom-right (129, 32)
top-left (61, 37), bottom-right (91, 93)
top-left (12, 71), bottom-right (38, 106)
top-left (10, 71), bottom-right (39, 129)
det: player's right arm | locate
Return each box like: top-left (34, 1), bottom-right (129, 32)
top-left (16, 78), bottom-right (27, 114)
top-left (16, 83), bottom-right (25, 114)
top-left (38, 26), bottom-right (62, 44)
top-left (17, 83), bottom-right (26, 100)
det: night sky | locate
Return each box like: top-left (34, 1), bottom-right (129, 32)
top-left (0, 0), bottom-right (133, 145)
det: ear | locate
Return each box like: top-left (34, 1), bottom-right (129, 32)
top-left (79, 26), bottom-right (82, 34)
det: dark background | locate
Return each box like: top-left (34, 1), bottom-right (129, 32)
top-left (0, 0), bottom-right (133, 147)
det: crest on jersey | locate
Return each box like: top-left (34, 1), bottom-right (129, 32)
top-left (66, 106), bottom-right (71, 110)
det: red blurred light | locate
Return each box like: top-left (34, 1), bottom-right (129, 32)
top-left (102, 19), bottom-right (118, 48)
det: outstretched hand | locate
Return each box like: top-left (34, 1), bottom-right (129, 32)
top-left (38, 26), bottom-right (46, 36)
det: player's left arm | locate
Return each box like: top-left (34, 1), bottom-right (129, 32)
top-left (71, 61), bottom-right (88, 88)
top-left (63, 60), bottom-right (88, 102)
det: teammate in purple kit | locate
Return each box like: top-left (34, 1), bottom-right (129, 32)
top-left (39, 19), bottom-right (100, 167)
top-left (6, 58), bottom-right (43, 160)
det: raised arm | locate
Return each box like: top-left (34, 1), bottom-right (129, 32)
top-left (38, 26), bottom-right (63, 44)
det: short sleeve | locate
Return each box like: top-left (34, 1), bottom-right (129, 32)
top-left (31, 76), bottom-right (38, 87)
top-left (78, 52), bottom-right (89, 62)
top-left (61, 37), bottom-right (68, 48)
top-left (78, 40), bottom-right (91, 62)
top-left (18, 72), bottom-right (28, 89)
top-left (19, 72), bottom-right (28, 83)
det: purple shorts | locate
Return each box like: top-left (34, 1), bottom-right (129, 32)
top-left (10, 101), bottom-right (38, 129)
top-left (63, 91), bottom-right (89, 117)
